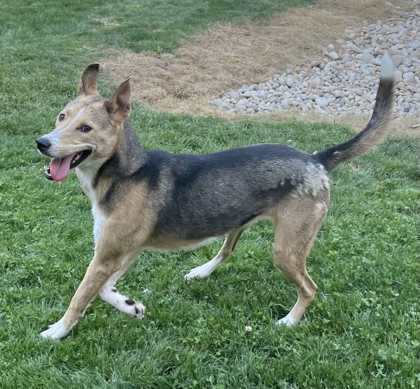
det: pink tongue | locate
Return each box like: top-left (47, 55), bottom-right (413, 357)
top-left (49, 154), bottom-right (75, 182)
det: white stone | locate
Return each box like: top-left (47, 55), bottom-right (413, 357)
top-left (326, 51), bottom-right (339, 60)
top-left (327, 43), bottom-right (335, 52)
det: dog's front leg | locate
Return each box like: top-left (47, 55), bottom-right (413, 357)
top-left (98, 255), bottom-right (145, 319)
top-left (40, 250), bottom-right (120, 341)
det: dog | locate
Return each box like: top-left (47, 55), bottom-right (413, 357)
top-left (36, 54), bottom-right (395, 340)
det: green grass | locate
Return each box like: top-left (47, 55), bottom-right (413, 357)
top-left (0, 1), bottom-right (419, 388)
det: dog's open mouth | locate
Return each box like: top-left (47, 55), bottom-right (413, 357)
top-left (45, 150), bottom-right (92, 182)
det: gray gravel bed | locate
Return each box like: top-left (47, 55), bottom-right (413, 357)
top-left (211, 9), bottom-right (420, 117)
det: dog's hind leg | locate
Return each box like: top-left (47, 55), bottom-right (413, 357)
top-left (184, 228), bottom-right (243, 280)
top-left (99, 257), bottom-right (145, 319)
top-left (273, 192), bottom-right (329, 326)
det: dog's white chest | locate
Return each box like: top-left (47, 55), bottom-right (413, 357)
top-left (92, 204), bottom-right (106, 243)
top-left (76, 168), bottom-right (96, 201)
top-left (76, 166), bottom-right (107, 244)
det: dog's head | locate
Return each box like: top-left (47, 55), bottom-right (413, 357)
top-left (36, 64), bottom-right (130, 181)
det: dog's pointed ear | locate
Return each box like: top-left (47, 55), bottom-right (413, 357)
top-left (104, 79), bottom-right (131, 125)
top-left (79, 64), bottom-right (100, 96)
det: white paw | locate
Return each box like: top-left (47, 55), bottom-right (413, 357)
top-left (125, 298), bottom-right (145, 319)
top-left (40, 318), bottom-right (71, 340)
top-left (276, 313), bottom-right (298, 327)
top-left (184, 263), bottom-right (213, 280)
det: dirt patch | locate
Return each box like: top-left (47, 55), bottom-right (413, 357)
top-left (102, 0), bottom-right (419, 136)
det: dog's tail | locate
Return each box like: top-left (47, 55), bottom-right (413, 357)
top-left (315, 53), bottom-right (395, 171)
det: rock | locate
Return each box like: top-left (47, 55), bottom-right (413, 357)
top-left (327, 44), bottom-right (335, 52)
top-left (403, 72), bottom-right (414, 81)
top-left (326, 51), bottom-right (339, 60)
top-left (373, 57), bottom-right (382, 66)
top-left (311, 60), bottom-right (322, 68)
top-left (408, 40), bottom-right (420, 50)
top-left (392, 55), bottom-right (404, 67)
top-left (342, 54), bottom-right (352, 63)
top-left (236, 99), bottom-right (248, 109)
top-left (346, 41), bottom-right (362, 53)
top-left (316, 97), bottom-right (330, 108)
top-left (373, 46), bottom-right (382, 56)
top-left (309, 77), bottom-right (322, 88)
top-left (361, 50), bottom-right (375, 64)
top-left (280, 99), bottom-right (290, 109)
top-left (285, 76), bottom-right (294, 88)
top-left (345, 31), bottom-right (355, 41)
top-left (394, 70), bottom-right (403, 82)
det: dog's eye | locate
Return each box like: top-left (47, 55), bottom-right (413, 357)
top-left (78, 124), bottom-right (92, 133)
top-left (58, 113), bottom-right (65, 121)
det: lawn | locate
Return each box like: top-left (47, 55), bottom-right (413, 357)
top-left (0, 1), bottom-right (419, 388)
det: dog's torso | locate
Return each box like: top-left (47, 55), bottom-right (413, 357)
top-left (78, 126), bottom-right (330, 251)
top-left (149, 145), bottom-right (328, 240)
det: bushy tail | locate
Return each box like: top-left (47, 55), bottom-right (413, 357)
top-left (316, 53), bottom-right (395, 171)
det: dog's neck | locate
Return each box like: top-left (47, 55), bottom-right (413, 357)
top-left (76, 120), bottom-right (145, 204)
top-left (113, 120), bottom-right (146, 175)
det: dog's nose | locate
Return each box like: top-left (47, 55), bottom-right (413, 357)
top-left (36, 137), bottom-right (51, 153)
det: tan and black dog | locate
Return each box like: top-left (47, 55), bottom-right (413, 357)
top-left (37, 55), bottom-right (395, 340)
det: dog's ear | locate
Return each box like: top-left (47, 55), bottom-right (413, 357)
top-left (104, 79), bottom-right (131, 125)
top-left (79, 64), bottom-right (100, 96)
